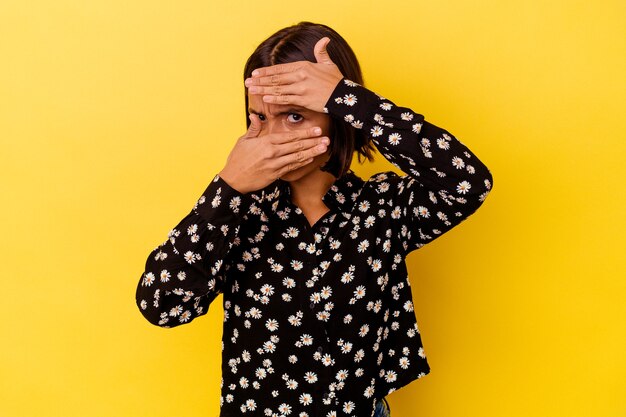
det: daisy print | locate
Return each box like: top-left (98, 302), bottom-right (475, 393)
top-left (437, 137), bottom-right (450, 149)
top-left (287, 310), bottom-right (303, 325)
top-left (343, 93), bottom-right (357, 106)
top-left (286, 378), bottom-right (298, 390)
top-left (304, 371), bottom-right (318, 384)
top-left (377, 182), bottom-right (390, 193)
top-left (300, 393), bottom-right (313, 406)
top-left (300, 334), bottom-right (313, 346)
top-left (371, 259), bottom-right (383, 272)
top-left (452, 156), bottom-right (465, 169)
top-left (388, 133), bottom-right (402, 145)
top-left (456, 181), bottom-right (472, 194)
top-left (371, 125), bottom-right (384, 137)
top-left (136, 67), bottom-right (493, 417)
top-left (283, 277), bottom-right (296, 288)
top-left (278, 403), bottom-right (292, 415)
top-left (142, 272), bottom-right (155, 287)
top-left (266, 318), bottom-right (279, 331)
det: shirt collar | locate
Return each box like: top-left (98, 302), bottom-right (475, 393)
top-left (252, 169), bottom-right (365, 217)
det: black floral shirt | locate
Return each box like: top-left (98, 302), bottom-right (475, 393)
top-left (136, 79), bottom-right (493, 417)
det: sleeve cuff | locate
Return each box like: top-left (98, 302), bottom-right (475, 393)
top-left (193, 173), bottom-right (256, 224)
top-left (323, 78), bottom-right (382, 131)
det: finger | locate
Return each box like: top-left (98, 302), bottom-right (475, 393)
top-left (270, 126), bottom-right (323, 144)
top-left (314, 37), bottom-right (333, 65)
top-left (248, 84), bottom-right (300, 97)
top-left (274, 144), bottom-right (328, 175)
top-left (245, 113), bottom-right (262, 138)
top-left (251, 62), bottom-right (302, 78)
top-left (276, 157), bottom-right (315, 177)
top-left (276, 158), bottom-right (313, 178)
top-left (273, 136), bottom-right (330, 158)
top-left (245, 72), bottom-right (300, 88)
top-left (262, 94), bottom-right (299, 106)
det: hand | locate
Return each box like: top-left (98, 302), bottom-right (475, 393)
top-left (244, 37), bottom-right (343, 113)
top-left (218, 114), bottom-right (330, 194)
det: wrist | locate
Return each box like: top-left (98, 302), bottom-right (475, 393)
top-left (194, 172), bottom-right (255, 222)
top-left (218, 169), bottom-right (251, 195)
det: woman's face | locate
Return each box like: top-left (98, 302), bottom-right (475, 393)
top-left (247, 93), bottom-right (334, 182)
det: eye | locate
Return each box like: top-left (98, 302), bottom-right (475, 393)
top-left (287, 113), bottom-right (303, 123)
top-left (256, 114), bottom-right (266, 121)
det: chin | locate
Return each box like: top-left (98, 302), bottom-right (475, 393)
top-left (279, 169), bottom-right (308, 183)
top-left (279, 163), bottom-right (325, 183)
top-left (280, 156), bottom-right (328, 182)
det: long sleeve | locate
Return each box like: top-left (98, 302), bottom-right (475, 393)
top-left (324, 78), bottom-right (494, 255)
top-left (135, 173), bottom-right (255, 328)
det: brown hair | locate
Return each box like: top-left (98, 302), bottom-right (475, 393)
top-left (243, 22), bottom-right (375, 178)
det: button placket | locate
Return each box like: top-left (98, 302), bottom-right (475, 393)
top-left (294, 204), bottom-right (339, 407)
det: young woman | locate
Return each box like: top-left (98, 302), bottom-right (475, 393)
top-left (136, 22), bottom-right (493, 417)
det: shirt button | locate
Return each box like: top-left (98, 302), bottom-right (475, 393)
top-left (317, 346), bottom-right (323, 353)
top-left (309, 302), bottom-right (315, 310)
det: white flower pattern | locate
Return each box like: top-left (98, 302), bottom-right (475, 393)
top-left (136, 78), bottom-right (493, 417)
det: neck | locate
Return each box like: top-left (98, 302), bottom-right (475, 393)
top-left (288, 169), bottom-right (337, 209)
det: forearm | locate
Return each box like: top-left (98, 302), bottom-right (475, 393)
top-left (324, 78), bottom-right (492, 198)
top-left (135, 173), bottom-right (255, 327)
top-left (324, 78), bottom-right (494, 252)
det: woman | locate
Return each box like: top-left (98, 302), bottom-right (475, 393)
top-left (136, 22), bottom-right (493, 417)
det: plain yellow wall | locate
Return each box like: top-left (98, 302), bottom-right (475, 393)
top-left (1, 1), bottom-right (624, 416)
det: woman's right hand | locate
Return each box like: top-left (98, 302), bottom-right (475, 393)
top-left (218, 113), bottom-right (330, 194)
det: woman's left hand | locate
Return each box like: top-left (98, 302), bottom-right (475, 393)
top-left (244, 37), bottom-right (344, 113)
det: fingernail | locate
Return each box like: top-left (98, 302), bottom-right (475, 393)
top-left (321, 137), bottom-right (330, 145)
top-left (249, 86), bottom-right (259, 94)
top-left (252, 69), bottom-right (260, 76)
top-left (317, 144), bottom-right (327, 151)
top-left (244, 78), bottom-right (252, 87)
top-left (313, 127), bottom-right (322, 135)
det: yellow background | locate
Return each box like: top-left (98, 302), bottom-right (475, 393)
top-left (1, 0), bottom-right (624, 416)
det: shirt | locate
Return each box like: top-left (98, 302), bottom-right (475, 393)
top-left (136, 78), bottom-right (494, 417)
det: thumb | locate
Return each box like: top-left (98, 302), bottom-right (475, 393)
top-left (245, 113), bottom-right (262, 138)
top-left (314, 37), bottom-right (333, 64)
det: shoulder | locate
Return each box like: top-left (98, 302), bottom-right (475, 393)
top-left (344, 171), bottom-right (408, 214)
top-left (362, 170), bottom-right (413, 196)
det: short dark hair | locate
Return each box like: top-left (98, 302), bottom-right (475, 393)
top-left (243, 21), bottom-right (375, 178)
